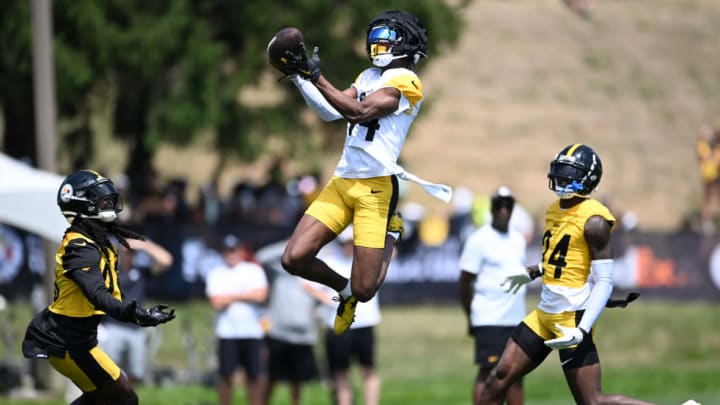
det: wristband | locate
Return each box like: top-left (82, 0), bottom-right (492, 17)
top-left (529, 263), bottom-right (544, 280)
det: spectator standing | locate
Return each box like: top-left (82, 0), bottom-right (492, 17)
top-left (205, 235), bottom-right (269, 405)
top-left (458, 186), bottom-right (527, 405)
top-left (256, 239), bottom-right (330, 405)
top-left (100, 238), bottom-right (173, 386)
top-left (320, 226), bottom-right (382, 405)
top-left (697, 124), bottom-right (720, 234)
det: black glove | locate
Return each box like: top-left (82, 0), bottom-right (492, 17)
top-left (605, 291), bottom-right (640, 308)
top-left (272, 60), bottom-right (298, 80)
top-left (125, 300), bottom-right (176, 327)
top-left (284, 43), bottom-right (322, 82)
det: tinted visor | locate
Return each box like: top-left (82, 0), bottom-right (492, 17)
top-left (368, 26), bottom-right (398, 43)
top-left (368, 26), bottom-right (398, 58)
top-left (549, 162), bottom-right (586, 181)
top-left (86, 181), bottom-right (123, 212)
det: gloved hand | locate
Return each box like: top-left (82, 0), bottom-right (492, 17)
top-left (605, 291), bottom-right (640, 308)
top-left (272, 61), bottom-right (298, 78)
top-left (501, 272), bottom-right (531, 294)
top-left (544, 324), bottom-right (585, 349)
top-left (125, 300), bottom-right (176, 327)
top-left (284, 43), bottom-right (322, 81)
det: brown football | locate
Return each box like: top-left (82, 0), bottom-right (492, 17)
top-left (267, 27), bottom-right (305, 71)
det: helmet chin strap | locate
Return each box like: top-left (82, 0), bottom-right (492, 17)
top-left (77, 211), bottom-right (118, 223)
top-left (555, 190), bottom-right (579, 199)
top-left (372, 53), bottom-right (408, 67)
top-left (96, 211), bottom-right (118, 222)
top-left (554, 180), bottom-right (585, 199)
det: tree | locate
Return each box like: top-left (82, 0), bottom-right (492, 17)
top-left (0, 0), bottom-right (463, 194)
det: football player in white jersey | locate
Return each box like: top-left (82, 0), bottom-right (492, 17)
top-left (275, 9), bottom-right (450, 335)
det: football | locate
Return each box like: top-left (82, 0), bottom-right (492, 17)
top-left (267, 27), bottom-right (305, 71)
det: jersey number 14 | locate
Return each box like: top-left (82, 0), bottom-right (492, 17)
top-left (542, 231), bottom-right (570, 279)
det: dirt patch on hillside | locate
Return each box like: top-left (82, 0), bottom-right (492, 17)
top-left (401, 0), bottom-right (720, 230)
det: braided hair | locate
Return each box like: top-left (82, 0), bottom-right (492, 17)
top-left (69, 218), bottom-right (146, 254)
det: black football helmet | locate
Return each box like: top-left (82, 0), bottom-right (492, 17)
top-left (548, 144), bottom-right (602, 199)
top-left (57, 170), bottom-right (123, 223)
top-left (366, 9), bottom-right (428, 68)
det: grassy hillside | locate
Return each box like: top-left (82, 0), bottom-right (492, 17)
top-left (151, 1), bottom-right (720, 231)
top-left (403, 0), bottom-right (720, 230)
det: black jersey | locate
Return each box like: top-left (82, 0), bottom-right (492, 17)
top-left (23, 228), bottom-right (128, 358)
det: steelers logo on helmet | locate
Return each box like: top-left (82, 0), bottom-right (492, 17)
top-left (547, 144), bottom-right (602, 199)
top-left (366, 10), bottom-right (428, 68)
top-left (59, 183), bottom-right (74, 203)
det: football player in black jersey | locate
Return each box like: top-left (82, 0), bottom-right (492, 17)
top-left (22, 170), bottom-right (176, 405)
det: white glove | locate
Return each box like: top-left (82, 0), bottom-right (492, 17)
top-left (501, 272), bottom-right (531, 294)
top-left (544, 324), bottom-right (585, 350)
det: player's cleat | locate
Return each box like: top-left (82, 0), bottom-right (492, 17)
top-left (387, 211), bottom-right (405, 244)
top-left (333, 295), bottom-right (358, 335)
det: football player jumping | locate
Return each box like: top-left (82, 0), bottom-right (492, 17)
top-left (479, 145), bottom-right (656, 405)
top-left (22, 170), bottom-right (175, 405)
top-left (273, 10), bottom-right (451, 335)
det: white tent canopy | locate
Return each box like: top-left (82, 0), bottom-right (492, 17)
top-left (0, 153), bottom-right (67, 242)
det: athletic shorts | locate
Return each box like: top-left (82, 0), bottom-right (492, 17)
top-left (217, 338), bottom-right (265, 379)
top-left (48, 346), bottom-right (121, 392)
top-left (325, 326), bottom-right (375, 373)
top-left (267, 337), bottom-right (319, 383)
top-left (305, 176), bottom-right (398, 248)
top-left (512, 309), bottom-right (599, 370)
top-left (471, 326), bottom-right (515, 368)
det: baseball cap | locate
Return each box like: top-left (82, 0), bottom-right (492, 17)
top-left (222, 234), bottom-right (241, 250)
top-left (491, 186), bottom-right (515, 209)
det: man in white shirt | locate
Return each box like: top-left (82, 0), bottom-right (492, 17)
top-left (459, 186), bottom-right (527, 405)
top-left (205, 235), bottom-right (268, 405)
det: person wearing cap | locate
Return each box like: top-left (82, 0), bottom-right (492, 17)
top-left (458, 186), bottom-right (528, 405)
top-left (205, 235), bottom-right (269, 405)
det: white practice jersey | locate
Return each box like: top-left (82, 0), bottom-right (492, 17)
top-left (335, 67), bottom-right (422, 179)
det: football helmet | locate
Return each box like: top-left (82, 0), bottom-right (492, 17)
top-left (548, 144), bottom-right (602, 199)
top-left (57, 170), bottom-right (123, 223)
top-left (366, 9), bottom-right (428, 68)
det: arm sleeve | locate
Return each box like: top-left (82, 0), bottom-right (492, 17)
top-left (291, 76), bottom-right (343, 121)
top-left (578, 259), bottom-right (614, 332)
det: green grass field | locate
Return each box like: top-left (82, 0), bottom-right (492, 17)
top-left (1, 297), bottom-right (718, 404)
